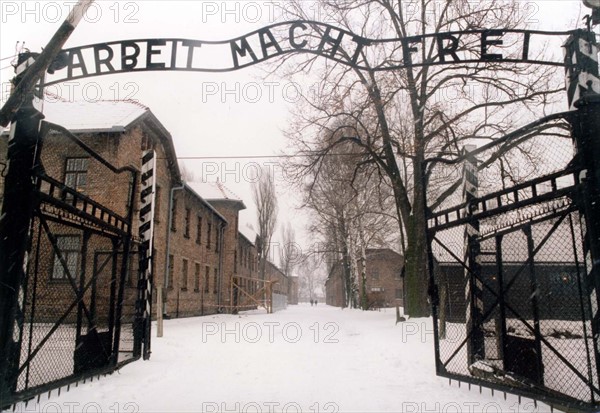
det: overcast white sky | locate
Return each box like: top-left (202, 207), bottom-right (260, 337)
top-left (0, 0), bottom-right (590, 260)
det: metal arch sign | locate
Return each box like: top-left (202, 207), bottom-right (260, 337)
top-left (42, 20), bottom-right (576, 86)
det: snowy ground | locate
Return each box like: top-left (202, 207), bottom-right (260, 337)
top-left (10, 304), bottom-right (555, 412)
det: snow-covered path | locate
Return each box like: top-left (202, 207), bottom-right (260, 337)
top-left (13, 304), bottom-right (553, 412)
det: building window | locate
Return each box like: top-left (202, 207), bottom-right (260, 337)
top-left (371, 269), bottom-right (380, 280)
top-left (64, 157), bottom-right (89, 193)
top-left (181, 259), bottom-right (188, 290)
top-left (204, 266), bottom-right (210, 293)
top-left (196, 216), bottom-right (202, 245)
top-left (395, 288), bottom-right (402, 299)
top-left (184, 208), bottom-right (191, 238)
top-left (51, 235), bottom-right (80, 280)
top-left (167, 254), bottom-right (174, 288)
top-left (213, 268), bottom-right (218, 294)
top-left (170, 198), bottom-right (177, 232)
top-left (207, 223), bottom-right (212, 249)
top-left (194, 263), bottom-right (201, 292)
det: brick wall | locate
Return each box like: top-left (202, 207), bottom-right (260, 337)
top-left (326, 249), bottom-right (404, 308)
top-left (205, 199), bottom-right (244, 312)
top-left (359, 249), bottom-right (404, 308)
top-left (0, 127), bottom-right (143, 324)
top-left (164, 186), bottom-right (226, 318)
top-left (266, 260), bottom-right (288, 295)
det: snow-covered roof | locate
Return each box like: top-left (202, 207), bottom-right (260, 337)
top-left (183, 184), bottom-right (228, 224)
top-left (39, 100), bottom-right (149, 133)
top-left (0, 98), bottom-right (182, 182)
top-left (365, 248), bottom-right (403, 259)
top-left (239, 221), bottom-right (257, 245)
top-left (187, 181), bottom-right (246, 209)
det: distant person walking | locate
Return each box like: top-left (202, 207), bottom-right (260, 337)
top-left (310, 299), bottom-right (314, 306)
top-left (314, 299), bottom-right (317, 306)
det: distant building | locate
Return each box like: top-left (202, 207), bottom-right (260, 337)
top-left (265, 260), bottom-right (288, 311)
top-left (325, 261), bottom-right (345, 307)
top-left (325, 248), bottom-right (404, 309)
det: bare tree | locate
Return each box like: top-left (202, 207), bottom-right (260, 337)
top-left (279, 221), bottom-right (298, 278)
top-left (298, 252), bottom-right (325, 302)
top-left (275, 0), bottom-right (566, 316)
top-left (295, 133), bottom-right (399, 309)
top-left (253, 167), bottom-right (279, 281)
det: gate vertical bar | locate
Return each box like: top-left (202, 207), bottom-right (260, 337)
top-left (462, 145), bottom-right (485, 364)
top-left (113, 169), bottom-right (137, 365)
top-left (423, 157), bottom-right (442, 374)
top-left (76, 232), bottom-right (91, 340)
top-left (0, 59), bottom-right (44, 403)
top-left (495, 235), bottom-right (507, 367)
top-left (524, 225), bottom-right (544, 384)
top-left (107, 240), bottom-right (118, 351)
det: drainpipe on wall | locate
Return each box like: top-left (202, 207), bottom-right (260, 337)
top-left (217, 222), bottom-right (227, 312)
top-left (158, 182), bottom-right (184, 337)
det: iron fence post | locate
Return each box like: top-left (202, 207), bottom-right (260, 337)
top-left (573, 93), bottom-right (600, 387)
top-left (423, 159), bottom-right (443, 374)
top-left (0, 79), bottom-right (43, 403)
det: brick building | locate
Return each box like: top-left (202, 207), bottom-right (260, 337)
top-left (163, 184), bottom-right (227, 318)
top-left (188, 181), bottom-right (247, 312)
top-left (0, 99), bottom-right (292, 321)
top-left (325, 248), bottom-right (404, 309)
top-left (325, 262), bottom-right (345, 307)
top-left (265, 260), bottom-right (289, 311)
top-left (288, 276), bottom-right (299, 305)
top-left (234, 232), bottom-right (259, 310)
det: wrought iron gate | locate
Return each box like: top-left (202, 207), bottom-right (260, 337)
top-left (425, 107), bottom-right (600, 411)
top-left (0, 119), bottom-right (145, 409)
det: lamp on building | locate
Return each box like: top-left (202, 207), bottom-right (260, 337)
top-left (583, 0), bottom-right (600, 26)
